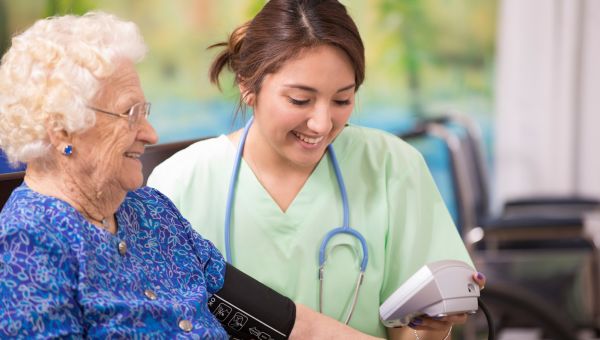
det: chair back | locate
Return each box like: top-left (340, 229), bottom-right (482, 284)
top-left (398, 116), bottom-right (483, 242)
top-left (0, 171), bottom-right (25, 211)
top-left (444, 115), bottom-right (491, 224)
top-left (0, 150), bottom-right (26, 174)
top-left (140, 138), bottom-right (206, 185)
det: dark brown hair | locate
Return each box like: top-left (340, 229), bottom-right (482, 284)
top-left (209, 0), bottom-right (365, 113)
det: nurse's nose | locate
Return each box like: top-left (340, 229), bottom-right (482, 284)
top-left (307, 104), bottom-right (333, 135)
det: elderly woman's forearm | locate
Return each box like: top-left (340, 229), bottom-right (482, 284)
top-left (291, 304), bottom-right (382, 340)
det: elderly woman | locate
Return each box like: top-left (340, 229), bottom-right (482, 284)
top-left (0, 12), bottom-right (373, 339)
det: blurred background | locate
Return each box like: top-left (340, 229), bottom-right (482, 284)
top-left (0, 0), bottom-right (497, 219)
top-left (1, 0), bottom-right (600, 339)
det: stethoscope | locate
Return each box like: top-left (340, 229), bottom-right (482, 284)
top-left (224, 117), bottom-right (369, 324)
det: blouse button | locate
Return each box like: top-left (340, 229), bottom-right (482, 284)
top-left (118, 240), bottom-right (127, 256)
top-left (178, 319), bottom-right (193, 332)
top-left (144, 289), bottom-right (157, 300)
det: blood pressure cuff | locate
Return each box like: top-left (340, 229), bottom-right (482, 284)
top-left (208, 263), bottom-right (296, 339)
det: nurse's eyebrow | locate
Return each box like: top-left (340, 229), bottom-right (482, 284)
top-left (283, 83), bottom-right (356, 93)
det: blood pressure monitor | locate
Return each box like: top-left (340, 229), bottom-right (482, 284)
top-left (379, 260), bottom-right (480, 327)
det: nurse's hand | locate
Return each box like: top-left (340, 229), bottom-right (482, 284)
top-left (388, 272), bottom-right (487, 340)
top-left (472, 271), bottom-right (486, 291)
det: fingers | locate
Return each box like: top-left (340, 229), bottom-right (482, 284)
top-left (406, 273), bottom-right (486, 332)
top-left (407, 314), bottom-right (466, 331)
top-left (441, 314), bottom-right (468, 325)
top-left (407, 316), bottom-right (449, 331)
top-left (472, 271), bottom-right (486, 290)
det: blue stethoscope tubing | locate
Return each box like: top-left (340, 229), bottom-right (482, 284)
top-left (224, 117), bottom-right (369, 324)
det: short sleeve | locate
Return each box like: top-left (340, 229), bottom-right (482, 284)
top-left (189, 232), bottom-right (227, 294)
top-left (0, 225), bottom-right (82, 337)
top-left (380, 147), bottom-right (473, 302)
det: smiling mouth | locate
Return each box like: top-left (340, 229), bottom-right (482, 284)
top-left (293, 131), bottom-right (324, 145)
top-left (124, 152), bottom-right (142, 159)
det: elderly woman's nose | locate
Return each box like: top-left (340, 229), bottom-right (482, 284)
top-left (138, 118), bottom-right (158, 145)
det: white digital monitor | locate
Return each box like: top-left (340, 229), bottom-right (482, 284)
top-left (379, 260), bottom-right (480, 327)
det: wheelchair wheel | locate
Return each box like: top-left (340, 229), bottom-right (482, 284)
top-left (459, 282), bottom-right (577, 340)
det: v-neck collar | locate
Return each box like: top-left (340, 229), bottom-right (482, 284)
top-left (239, 151), bottom-right (331, 217)
top-left (223, 134), bottom-right (336, 221)
top-left (222, 127), bottom-right (357, 228)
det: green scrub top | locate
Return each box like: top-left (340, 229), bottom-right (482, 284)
top-left (148, 125), bottom-right (473, 337)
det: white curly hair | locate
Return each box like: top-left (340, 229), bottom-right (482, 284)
top-left (0, 11), bottom-right (147, 166)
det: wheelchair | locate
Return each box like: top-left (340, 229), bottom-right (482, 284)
top-left (398, 113), bottom-right (600, 340)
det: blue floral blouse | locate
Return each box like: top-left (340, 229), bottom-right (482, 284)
top-left (0, 184), bottom-right (228, 339)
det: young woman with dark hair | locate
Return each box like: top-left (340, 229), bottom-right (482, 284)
top-left (149, 1), bottom-right (485, 338)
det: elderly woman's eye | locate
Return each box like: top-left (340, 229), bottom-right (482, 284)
top-left (288, 97), bottom-right (310, 106)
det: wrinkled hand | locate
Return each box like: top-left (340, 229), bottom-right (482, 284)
top-left (408, 272), bottom-right (486, 332)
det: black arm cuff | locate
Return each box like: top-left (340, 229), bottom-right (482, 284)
top-left (208, 263), bottom-right (296, 339)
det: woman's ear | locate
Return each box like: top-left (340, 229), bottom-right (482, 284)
top-left (238, 82), bottom-right (256, 107)
top-left (46, 121), bottom-right (74, 156)
top-left (243, 92), bottom-right (256, 106)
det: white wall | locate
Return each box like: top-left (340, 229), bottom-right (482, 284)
top-left (494, 0), bottom-right (600, 204)
top-left (578, 0), bottom-right (600, 197)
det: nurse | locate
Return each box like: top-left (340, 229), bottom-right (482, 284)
top-left (148, 0), bottom-right (485, 338)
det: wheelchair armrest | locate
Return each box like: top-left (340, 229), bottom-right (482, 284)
top-left (505, 196), bottom-right (600, 207)
top-left (502, 197), bottom-right (600, 220)
top-left (480, 215), bottom-right (592, 250)
top-left (483, 216), bottom-right (583, 230)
